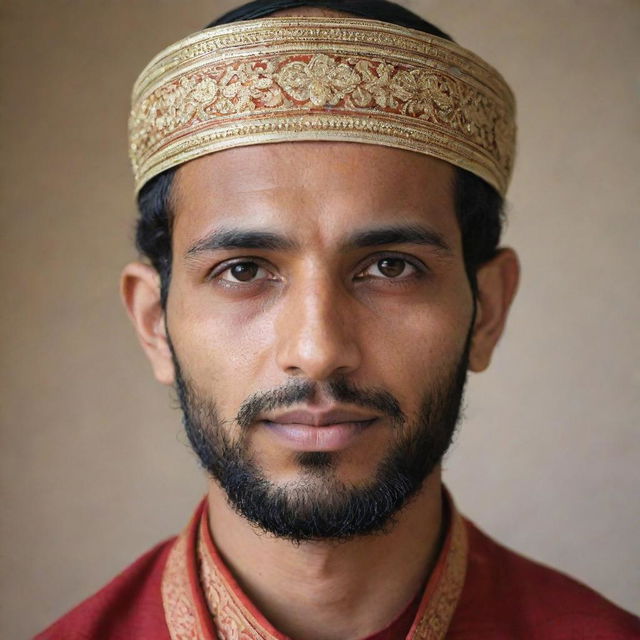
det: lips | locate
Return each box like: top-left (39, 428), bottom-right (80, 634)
top-left (260, 406), bottom-right (378, 451)
top-left (263, 408), bottom-right (377, 427)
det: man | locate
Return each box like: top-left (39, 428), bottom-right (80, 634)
top-left (36, 0), bottom-right (640, 638)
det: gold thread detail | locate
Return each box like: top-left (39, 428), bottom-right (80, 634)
top-left (162, 532), bottom-right (206, 640)
top-left (412, 504), bottom-right (468, 639)
top-left (129, 18), bottom-right (515, 195)
top-left (161, 493), bottom-right (468, 640)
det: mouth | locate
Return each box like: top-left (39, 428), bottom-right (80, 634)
top-left (262, 418), bottom-right (378, 451)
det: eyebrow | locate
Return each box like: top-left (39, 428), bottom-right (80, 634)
top-left (184, 223), bottom-right (452, 259)
top-left (345, 224), bottom-right (451, 255)
top-left (186, 228), bottom-right (296, 257)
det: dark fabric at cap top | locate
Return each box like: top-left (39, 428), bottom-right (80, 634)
top-left (208, 0), bottom-right (453, 41)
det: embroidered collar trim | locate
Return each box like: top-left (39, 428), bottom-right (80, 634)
top-left (162, 490), bottom-right (468, 639)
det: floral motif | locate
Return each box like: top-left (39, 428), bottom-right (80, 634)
top-left (133, 54), bottom-right (503, 151)
top-left (129, 72), bottom-right (221, 167)
top-left (216, 60), bottom-right (286, 113)
top-left (391, 70), bottom-right (455, 121)
top-left (346, 59), bottom-right (403, 109)
top-left (130, 23), bottom-right (516, 196)
top-left (277, 54), bottom-right (361, 106)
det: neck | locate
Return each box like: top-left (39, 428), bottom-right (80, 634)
top-left (206, 470), bottom-right (444, 640)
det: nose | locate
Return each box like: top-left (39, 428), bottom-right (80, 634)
top-left (275, 275), bottom-right (362, 381)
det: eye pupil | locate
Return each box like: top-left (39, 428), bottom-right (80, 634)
top-left (378, 258), bottom-right (405, 278)
top-left (231, 263), bottom-right (258, 281)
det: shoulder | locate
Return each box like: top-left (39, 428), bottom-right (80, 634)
top-left (34, 537), bottom-right (176, 640)
top-left (451, 518), bottom-right (640, 639)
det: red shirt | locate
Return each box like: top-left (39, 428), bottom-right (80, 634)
top-left (35, 500), bottom-right (640, 639)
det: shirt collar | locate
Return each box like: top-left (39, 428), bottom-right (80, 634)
top-left (162, 487), bottom-right (468, 640)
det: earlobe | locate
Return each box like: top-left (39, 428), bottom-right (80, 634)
top-left (120, 262), bottom-right (175, 385)
top-left (469, 248), bottom-right (520, 372)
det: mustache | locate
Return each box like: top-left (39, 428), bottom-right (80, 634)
top-left (235, 377), bottom-right (405, 429)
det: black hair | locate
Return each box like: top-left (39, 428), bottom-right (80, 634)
top-left (211, 0), bottom-right (452, 38)
top-left (135, 0), bottom-right (504, 308)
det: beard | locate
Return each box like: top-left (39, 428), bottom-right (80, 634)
top-left (170, 327), bottom-right (471, 543)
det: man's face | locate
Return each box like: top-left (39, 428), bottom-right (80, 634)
top-left (166, 142), bottom-right (475, 540)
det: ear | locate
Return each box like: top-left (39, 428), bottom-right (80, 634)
top-left (120, 262), bottom-right (175, 385)
top-left (469, 248), bottom-right (520, 372)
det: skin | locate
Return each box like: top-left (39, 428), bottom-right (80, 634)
top-left (122, 9), bottom-right (517, 638)
top-left (122, 141), bottom-right (518, 639)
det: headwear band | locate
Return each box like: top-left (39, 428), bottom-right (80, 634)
top-left (129, 17), bottom-right (516, 196)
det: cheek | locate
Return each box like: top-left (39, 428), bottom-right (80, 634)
top-left (167, 261), bottom-right (472, 411)
top-left (360, 285), bottom-right (472, 394)
top-left (376, 308), bottom-right (467, 367)
top-left (167, 287), bottom-right (277, 393)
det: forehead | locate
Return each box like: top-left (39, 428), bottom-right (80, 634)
top-left (171, 142), bottom-right (458, 249)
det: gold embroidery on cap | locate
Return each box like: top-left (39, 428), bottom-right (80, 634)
top-left (130, 18), bottom-right (516, 195)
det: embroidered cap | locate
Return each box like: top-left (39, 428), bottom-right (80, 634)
top-left (129, 17), bottom-right (516, 195)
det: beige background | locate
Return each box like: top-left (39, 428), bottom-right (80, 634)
top-left (1, 1), bottom-right (639, 637)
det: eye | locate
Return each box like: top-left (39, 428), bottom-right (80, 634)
top-left (214, 261), bottom-right (274, 284)
top-left (357, 256), bottom-right (420, 280)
